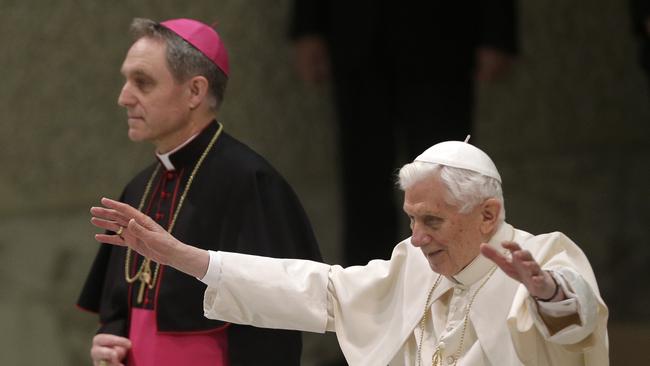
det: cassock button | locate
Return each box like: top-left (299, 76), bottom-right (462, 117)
top-left (155, 213), bottom-right (164, 220)
top-left (160, 191), bottom-right (168, 199)
top-left (166, 172), bottom-right (175, 180)
top-left (446, 355), bottom-right (455, 364)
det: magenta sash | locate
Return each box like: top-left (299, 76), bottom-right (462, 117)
top-left (127, 308), bottom-right (229, 366)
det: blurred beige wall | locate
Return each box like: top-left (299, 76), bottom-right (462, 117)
top-left (0, 0), bottom-right (647, 365)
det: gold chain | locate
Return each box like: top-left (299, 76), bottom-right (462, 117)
top-left (417, 265), bottom-right (498, 366)
top-left (417, 275), bottom-right (442, 366)
top-left (124, 123), bottom-right (224, 304)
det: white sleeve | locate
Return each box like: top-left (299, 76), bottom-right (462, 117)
top-left (535, 270), bottom-right (578, 316)
top-left (201, 251), bottom-right (331, 333)
top-left (199, 250), bottom-right (222, 286)
top-left (528, 267), bottom-right (599, 344)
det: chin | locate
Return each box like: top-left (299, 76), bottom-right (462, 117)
top-left (428, 260), bottom-right (458, 277)
top-left (127, 130), bottom-right (148, 142)
top-left (428, 261), bottom-right (446, 276)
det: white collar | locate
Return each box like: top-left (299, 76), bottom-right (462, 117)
top-left (451, 222), bottom-right (512, 287)
top-left (155, 133), bottom-right (200, 171)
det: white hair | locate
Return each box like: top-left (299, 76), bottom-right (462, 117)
top-left (398, 161), bottom-right (506, 222)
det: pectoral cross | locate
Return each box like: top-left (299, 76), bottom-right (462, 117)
top-left (136, 260), bottom-right (153, 304)
top-left (431, 342), bottom-right (445, 366)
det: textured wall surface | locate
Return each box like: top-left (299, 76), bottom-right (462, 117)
top-left (0, 0), bottom-right (647, 365)
top-left (475, 0), bottom-right (650, 324)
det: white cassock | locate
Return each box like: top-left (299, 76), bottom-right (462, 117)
top-left (201, 223), bottom-right (609, 365)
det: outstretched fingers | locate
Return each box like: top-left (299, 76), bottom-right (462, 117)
top-left (483, 241), bottom-right (559, 299)
top-left (125, 218), bottom-right (174, 265)
top-left (506, 243), bottom-right (541, 280)
top-left (94, 232), bottom-right (127, 246)
top-left (90, 206), bottom-right (130, 227)
top-left (126, 218), bottom-right (153, 242)
top-left (481, 243), bottom-right (518, 279)
top-left (100, 197), bottom-right (160, 231)
top-left (483, 241), bottom-right (542, 285)
top-left (91, 197), bottom-right (176, 265)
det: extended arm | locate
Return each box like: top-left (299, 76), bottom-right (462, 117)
top-left (91, 197), bottom-right (332, 332)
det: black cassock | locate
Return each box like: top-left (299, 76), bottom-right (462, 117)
top-left (78, 121), bottom-right (322, 365)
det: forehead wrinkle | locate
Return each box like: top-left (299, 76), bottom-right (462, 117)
top-left (121, 38), bottom-right (166, 75)
top-left (403, 200), bottom-right (439, 217)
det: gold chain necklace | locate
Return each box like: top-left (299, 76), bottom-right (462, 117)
top-left (417, 265), bottom-right (498, 366)
top-left (124, 123), bottom-right (223, 304)
top-left (417, 274), bottom-right (442, 366)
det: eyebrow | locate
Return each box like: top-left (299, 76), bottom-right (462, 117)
top-left (121, 68), bottom-right (152, 79)
top-left (403, 206), bottom-right (442, 221)
top-left (423, 215), bottom-right (443, 224)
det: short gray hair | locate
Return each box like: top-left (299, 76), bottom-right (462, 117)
top-left (398, 161), bottom-right (506, 222)
top-left (129, 18), bottom-right (228, 111)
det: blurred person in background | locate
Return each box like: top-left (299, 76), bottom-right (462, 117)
top-left (289, 0), bottom-right (519, 267)
top-left (630, 0), bottom-right (650, 87)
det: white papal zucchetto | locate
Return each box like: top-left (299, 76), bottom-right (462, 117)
top-left (414, 139), bottom-right (502, 183)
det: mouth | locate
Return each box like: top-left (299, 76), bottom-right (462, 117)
top-left (426, 249), bottom-right (444, 259)
top-left (127, 116), bottom-right (144, 126)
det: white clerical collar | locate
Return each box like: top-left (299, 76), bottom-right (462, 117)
top-left (451, 222), bottom-right (514, 287)
top-left (156, 133), bottom-right (200, 171)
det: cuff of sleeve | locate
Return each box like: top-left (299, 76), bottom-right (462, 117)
top-left (536, 270), bottom-right (578, 317)
top-left (199, 250), bottom-right (222, 287)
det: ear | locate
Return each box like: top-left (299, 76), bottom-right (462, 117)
top-left (479, 198), bottom-right (501, 235)
top-left (187, 75), bottom-right (210, 110)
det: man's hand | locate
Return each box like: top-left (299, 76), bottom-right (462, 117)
top-left (90, 197), bottom-right (209, 279)
top-left (481, 241), bottom-right (564, 301)
top-left (90, 334), bottom-right (131, 366)
top-left (475, 47), bottom-right (515, 82)
top-left (293, 36), bottom-right (330, 85)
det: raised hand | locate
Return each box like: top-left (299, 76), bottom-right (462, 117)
top-left (480, 241), bottom-right (563, 301)
top-left (90, 197), bottom-right (209, 279)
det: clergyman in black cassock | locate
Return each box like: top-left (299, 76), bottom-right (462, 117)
top-left (78, 17), bottom-right (322, 366)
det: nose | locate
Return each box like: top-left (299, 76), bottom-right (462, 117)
top-left (410, 222), bottom-right (431, 247)
top-left (117, 82), bottom-right (136, 107)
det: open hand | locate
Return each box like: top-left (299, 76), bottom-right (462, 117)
top-left (90, 197), bottom-right (179, 266)
top-left (90, 197), bottom-right (209, 279)
top-left (481, 241), bottom-right (562, 301)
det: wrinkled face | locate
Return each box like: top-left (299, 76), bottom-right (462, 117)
top-left (117, 37), bottom-right (191, 150)
top-left (403, 175), bottom-right (484, 276)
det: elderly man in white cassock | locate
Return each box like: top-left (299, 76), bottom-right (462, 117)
top-left (91, 140), bottom-right (609, 365)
